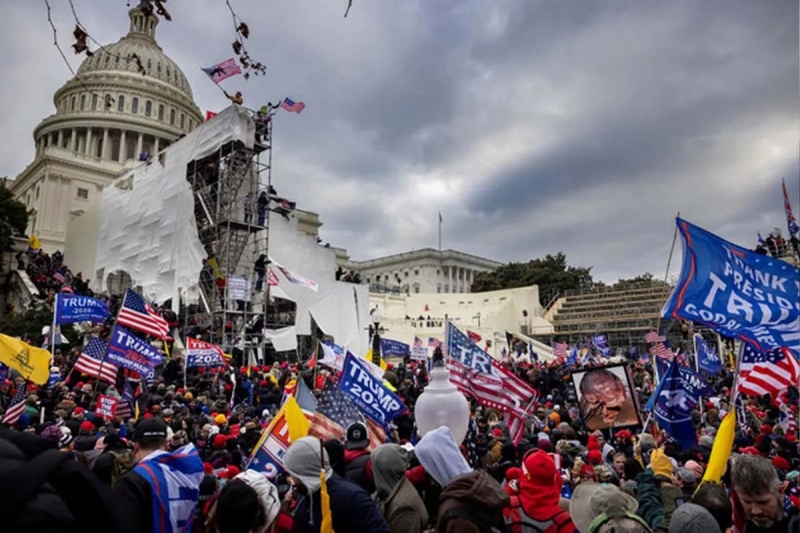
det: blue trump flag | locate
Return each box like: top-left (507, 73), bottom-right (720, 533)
top-left (662, 218), bottom-right (800, 356)
top-left (566, 346), bottom-right (578, 367)
top-left (592, 334), bottom-right (611, 358)
top-left (380, 338), bottom-right (410, 358)
top-left (107, 325), bottom-right (165, 377)
top-left (54, 293), bottom-right (110, 325)
top-left (695, 334), bottom-right (723, 375)
top-left (339, 352), bottom-right (406, 427)
top-left (651, 361), bottom-right (713, 449)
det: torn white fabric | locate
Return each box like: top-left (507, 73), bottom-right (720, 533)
top-left (263, 326), bottom-right (298, 352)
top-left (92, 105), bottom-right (255, 305)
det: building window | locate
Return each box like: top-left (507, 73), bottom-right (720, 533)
top-left (436, 269), bottom-right (440, 275)
top-left (92, 94), bottom-right (98, 110)
top-left (170, 109), bottom-right (175, 125)
top-left (414, 269), bottom-right (419, 276)
top-left (404, 272), bottom-right (409, 278)
top-left (179, 113), bottom-right (185, 129)
top-left (36, 186), bottom-right (40, 200)
top-left (158, 104), bottom-right (165, 121)
top-left (145, 101), bottom-right (152, 117)
top-left (157, 62), bottom-right (162, 73)
top-left (437, 283), bottom-right (442, 293)
top-left (111, 139), bottom-right (121, 160)
top-left (76, 188), bottom-right (89, 200)
top-left (126, 139), bottom-right (136, 160)
top-left (132, 97), bottom-right (139, 114)
top-left (147, 58), bottom-right (152, 70)
top-left (118, 95), bottom-right (125, 112)
top-left (80, 94), bottom-right (87, 110)
top-left (71, 97), bottom-right (76, 111)
top-left (166, 66), bottom-right (170, 77)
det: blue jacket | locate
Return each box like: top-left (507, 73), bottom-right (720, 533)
top-left (293, 474), bottom-right (390, 533)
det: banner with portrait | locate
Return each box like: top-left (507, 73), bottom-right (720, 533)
top-left (570, 364), bottom-right (642, 431)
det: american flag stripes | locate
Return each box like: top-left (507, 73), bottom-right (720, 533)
top-left (428, 337), bottom-right (442, 349)
top-left (280, 98), bottom-right (306, 114)
top-left (118, 289), bottom-right (169, 339)
top-left (2, 383), bottom-right (27, 426)
top-left (267, 267), bottom-right (279, 287)
top-left (644, 331), bottom-right (666, 344)
top-left (737, 344), bottom-right (800, 401)
top-left (413, 337), bottom-right (424, 347)
top-left (74, 338), bottom-right (118, 384)
top-left (308, 380), bottom-right (385, 449)
top-left (552, 342), bottom-right (568, 359)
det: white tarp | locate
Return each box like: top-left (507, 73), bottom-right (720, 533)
top-left (93, 105), bottom-right (255, 305)
top-left (263, 326), bottom-right (298, 352)
top-left (268, 215), bottom-right (369, 355)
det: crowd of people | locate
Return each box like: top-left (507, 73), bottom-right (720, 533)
top-left (1, 246), bottom-right (798, 533)
top-left (1, 333), bottom-right (798, 533)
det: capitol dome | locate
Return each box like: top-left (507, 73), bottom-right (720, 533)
top-left (31, 2), bottom-right (203, 170)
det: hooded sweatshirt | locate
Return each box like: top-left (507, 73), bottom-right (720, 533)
top-left (518, 450), bottom-right (575, 533)
top-left (415, 427), bottom-right (509, 533)
top-left (371, 444), bottom-right (428, 533)
top-left (284, 437), bottom-right (390, 533)
top-left (233, 470), bottom-right (282, 532)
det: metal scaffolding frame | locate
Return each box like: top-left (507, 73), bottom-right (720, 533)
top-left (185, 114), bottom-right (273, 354)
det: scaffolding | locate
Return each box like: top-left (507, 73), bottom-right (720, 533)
top-left (185, 112), bottom-right (273, 355)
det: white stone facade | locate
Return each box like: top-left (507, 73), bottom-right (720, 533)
top-left (338, 248), bottom-right (503, 294)
top-left (9, 5), bottom-right (203, 253)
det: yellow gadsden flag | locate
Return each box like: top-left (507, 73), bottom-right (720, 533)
top-left (0, 334), bottom-right (52, 385)
top-left (283, 395), bottom-right (310, 443)
top-left (28, 235), bottom-right (41, 251)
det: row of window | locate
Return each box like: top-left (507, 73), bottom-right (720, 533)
top-left (365, 267), bottom-right (478, 284)
top-left (24, 185), bottom-right (89, 209)
top-left (63, 92), bottom-right (193, 131)
top-left (84, 49), bottom-right (189, 92)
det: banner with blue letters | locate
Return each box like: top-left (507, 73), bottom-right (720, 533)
top-left (649, 361), bottom-right (713, 449)
top-left (380, 338), bottom-right (410, 358)
top-left (662, 218), bottom-right (800, 356)
top-left (694, 334), bottom-right (723, 375)
top-left (107, 325), bottom-right (166, 376)
top-left (186, 337), bottom-right (227, 368)
top-left (338, 353), bottom-right (406, 427)
top-left (54, 294), bottom-right (110, 324)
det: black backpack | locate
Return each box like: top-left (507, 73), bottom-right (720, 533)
top-left (438, 506), bottom-right (510, 533)
top-left (0, 431), bottom-right (132, 533)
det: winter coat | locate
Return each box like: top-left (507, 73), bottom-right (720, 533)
top-left (293, 474), bottom-right (390, 533)
top-left (372, 444), bottom-right (428, 533)
top-left (437, 470), bottom-right (510, 533)
top-left (636, 471), bottom-right (665, 531)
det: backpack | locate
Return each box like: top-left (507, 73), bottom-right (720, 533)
top-left (439, 506), bottom-right (510, 533)
top-left (506, 505), bottom-right (572, 533)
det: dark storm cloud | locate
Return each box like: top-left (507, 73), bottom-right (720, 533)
top-left (0, 0), bottom-right (796, 281)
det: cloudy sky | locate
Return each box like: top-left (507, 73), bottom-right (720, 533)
top-left (1, 0), bottom-right (797, 282)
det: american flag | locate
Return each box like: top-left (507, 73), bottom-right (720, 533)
top-left (280, 98), bottom-right (306, 114)
top-left (463, 418), bottom-right (482, 469)
top-left (2, 383), bottom-right (28, 426)
top-left (201, 58), bottom-right (242, 83)
top-left (413, 336), bottom-right (423, 347)
top-left (118, 289), bottom-right (169, 339)
top-left (308, 380), bottom-right (385, 449)
top-left (74, 338), bottom-right (118, 384)
top-left (267, 267), bottom-right (280, 287)
top-left (644, 331), bottom-right (666, 344)
top-left (783, 178), bottom-right (800, 236)
top-left (777, 392), bottom-right (797, 434)
top-left (737, 344), bottom-right (800, 401)
top-left (552, 341), bottom-right (568, 359)
top-left (428, 337), bottom-right (442, 349)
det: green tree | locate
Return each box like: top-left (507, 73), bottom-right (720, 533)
top-left (0, 182), bottom-right (29, 253)
top-left (611, 272), bottom-right (670, 290)
top-left (470, 252), bottom-right (594, 305)
top-left (0, 306), bottom-right (76, 349)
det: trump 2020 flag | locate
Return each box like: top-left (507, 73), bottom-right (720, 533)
top-left (107, 325), bottom-right (165, 377)
top-left (55, 294), bottom-right (110, 324)
top-left (380, 338), bottom-right (410, 358)
top-left (338, 353), bottom-right (406, 427)
top-left (185, 338), bottom-right (227, 368)
top-left (662, 218), bottom-right (800, 357)
top-left (694, 334), bottom-right (723, 375)
top-left (651, 361), bottom-right (713, 449)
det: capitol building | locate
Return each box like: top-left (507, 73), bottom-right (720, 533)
top-left (10, 3), bottom-right (203, 253)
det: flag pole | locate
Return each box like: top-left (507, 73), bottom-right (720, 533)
top-left (655, 211), bottom-right (680, 336)
top-left (50, 294), bottom-right (58, 362)
top-left (438, 212), bottom-right (442, 251)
